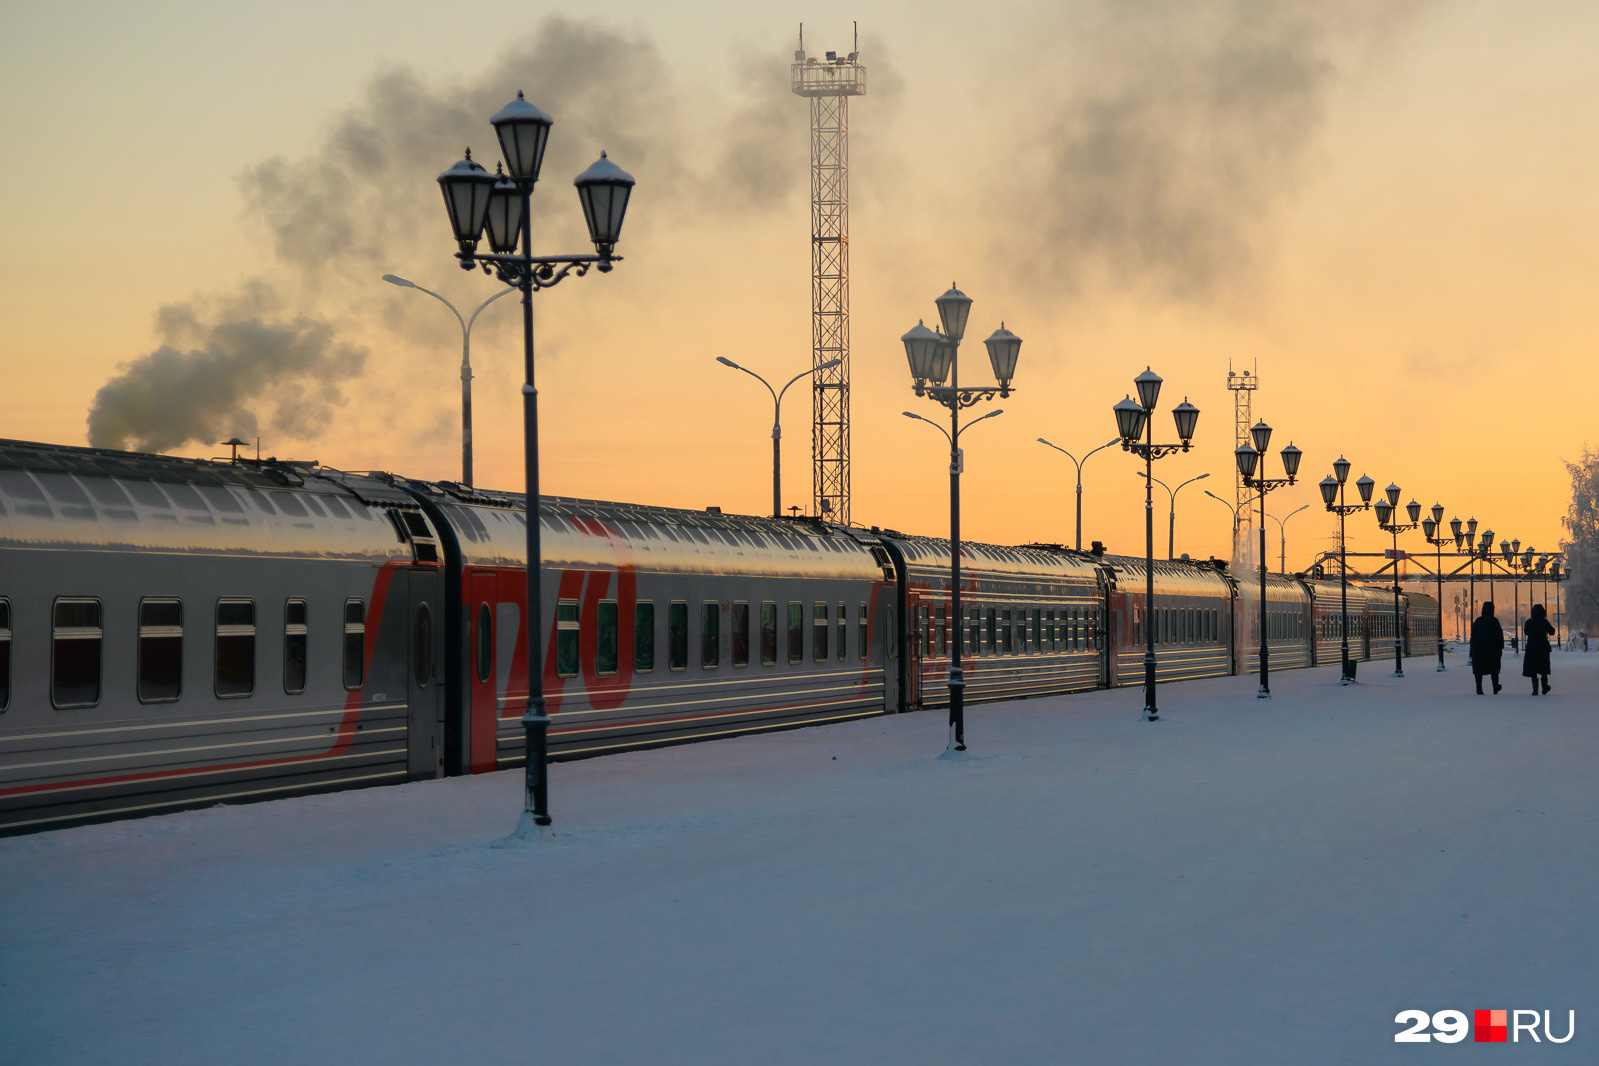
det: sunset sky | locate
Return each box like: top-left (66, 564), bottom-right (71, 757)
top-left (2, 1), bottom-right (1594, 575)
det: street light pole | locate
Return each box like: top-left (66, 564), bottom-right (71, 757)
top-left (1373, 486), bottom-right (1422, 678)
top-left (903, 285), bottom-right (1022, 753)
top-left (1237, 421), bottom-right (1301, 698)
top-left (381, 275), bottom-right (515, 487)
top-left (717, 356), bottom-right (842, 518)
top-left (1143, 471), bottom-right (1211, 560)
top-left (1036, 437), bottom-right (1120, 550)
top-left (1319, 459), bottom-right (1375, 684)
top-left (1275, 503), bottom-right (1310, 574)
top-left (1113, 369), bottom-right (1200, 722)
top-left (436, 91), bottom-right (634, 837)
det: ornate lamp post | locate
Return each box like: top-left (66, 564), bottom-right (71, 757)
top-left (436, 92), bottom-right (635, 836)
top-left (1500, 539), bottom-right (1522, 648)
top-left (1551, 559), bottom-right (1564, 644)
top-left (1318, 458), bottom-right (1374, 683)
top-left (1479, 528), bottom-right (1496, 614)
top-left (381, 275), bottom-right (515, 487)
top-left (716, 356), bottom-right (841, 518)
top-left (1114, 368), bottom-right (1200, 721)
top-left (1422, 503), bottom-right (1449, 671)
top-left (903, 284), bottom-right (1021, 752)
top-left (1236, 420), bottom-right (1301, 697)
top-left (1036, 437), bottom-right (1121, 550)
top-left (1373, 486), bottom-right (1422, 677)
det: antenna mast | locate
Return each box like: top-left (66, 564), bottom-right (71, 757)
top-left (793, 23), bottom-right (865, 523)
top-left (1227, 363), bottom-right (1259, 564)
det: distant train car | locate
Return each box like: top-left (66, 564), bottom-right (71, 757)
top-left (1234, 572), bottom-right (1313, 675)
top-left (1403, 591), bottom-right (1442, 661)
top-left (879, 534), bottom-right (1105, 710)
top-left (1103, 555), bottom-right (1235, 685)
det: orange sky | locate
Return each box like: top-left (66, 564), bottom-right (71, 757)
top-left (2, 2), bottom-right (1594, 575)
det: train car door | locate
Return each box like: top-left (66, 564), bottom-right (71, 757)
top-left (465, 570), bottom-right (502, 774)
top-left (904, 591), bottom-right (922, 710)
top-left (405, 572), bottom-right (444, 779)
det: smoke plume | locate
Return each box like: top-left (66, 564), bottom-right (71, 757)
top-left (87, 285), bottom-right (366, 453)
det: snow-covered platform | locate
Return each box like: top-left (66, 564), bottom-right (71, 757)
top-left (4, 652), bottom-right (1596, 1064)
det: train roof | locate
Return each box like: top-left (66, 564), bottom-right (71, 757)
top-left (395, 480), bottom-right (888, 578)
top-left (0, 438), bottom-right (421, 561)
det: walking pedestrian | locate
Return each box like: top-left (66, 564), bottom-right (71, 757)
top-left (1523, 603), bottom-right (1555, 695)
top-left (1470, 601), bottom-right (1504, 695)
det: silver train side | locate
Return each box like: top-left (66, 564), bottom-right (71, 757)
top-left (0, 439), bottom-right (1441, 833)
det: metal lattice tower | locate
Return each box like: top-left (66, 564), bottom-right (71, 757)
top-left (793, 25), bottom-right (864, 523)
top-left (1227, 363), bottom-right (1258, 562)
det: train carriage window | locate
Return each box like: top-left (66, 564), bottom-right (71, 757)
top-left (813, 602), bottom-right (828, 662)
top-left (343, 600), bottom-right (365, 690)
top-left (1134, 605), bottom-right (1141, 646)
top-left (555, 601), bottom-right (580, 678)
top-left (1044, 609), bottom-right (1054, 652)
top-left (215, 599), bottom-right (255, 698)
top-left (0, 599), bottom-right (9, 711)
top-left (1000, 609), bottom-right (1013, 654)
top-left (968, 607), bottom-right (980, 656)
top-left (476, 603), bottom-right (493, 682)
top-left (668, 602), bottom-right (689, 671)
top-left (787, 602), bottom-right (803, 664)
top-left (859, 602), bottom-right (869, 660)
top-left (702, 602), bottom-right (720, 669)
top-left (838, 601), bottom-right (847, 662)
top-left (935, 604), bottom-right (947, 656)
top-left (138, 599), bottom-right (183, 703)
top-left (985, 608), bottom-right (996, 655)
top-left (731, 602), bottom-right (749, 668)
top-left (760, 602), bottom-right (776, 666)
top-left (917, 606), bottom-right (928, 656)
top-left (284, 599), bottom-right (308, 694)
top-left (53, 599), bottom-right (103, 709)
top-left (597, 601), bottom-right (620, 676)
top-left (1032, 609), bottom-right (1042, 653)
top-left (635, 603), bottom-right (656, 673)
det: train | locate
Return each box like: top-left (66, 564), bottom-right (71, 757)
top-left (0, 438), bottom-right (1440, 834)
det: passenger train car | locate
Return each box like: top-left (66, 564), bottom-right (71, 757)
top-left (0, 439), bottom-right (1445, 833)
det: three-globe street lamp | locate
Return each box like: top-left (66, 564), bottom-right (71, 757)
top-left (1236, 420), bottom-right (1302, 698)
top-left (1318, 457), bottom-right (1375, 684)
top-left (716, 356), bottom-right (842, 518)
top-left (1421, 504), bottom-right (1450, 672)
top-left (903, 284), bottom-right (1022, 752)
top-left (1113, 368), bottom-right (1200, 721)
top-left (382, 274), bottom-right (516, 487)
top-left (1373, 486), bottom-right (1422, 678)
top-left (1137, 471), bottom-right (1210, 561)
top-left (436, 91), bottom-right (635, 836)
top-left (1037, 437), bottom-right (1121, 550)
top-left (1551, 558), bottom-right (1564, 644)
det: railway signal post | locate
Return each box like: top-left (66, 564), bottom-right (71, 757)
top-left (1114, 368), bottom-right (1199, 722)
top-left (437, 92), bottom-right (635, 836)
top-left (902, 285), bottom-right (1021, 752)
top-left (1236, 421), bottom-right (1301, 698)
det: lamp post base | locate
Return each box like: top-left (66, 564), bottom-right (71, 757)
top-left (1256, 686), bottom-right (1271, 699)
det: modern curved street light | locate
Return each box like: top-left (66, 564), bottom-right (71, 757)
top-left (1236, 420), bottom-right (1301, 697)
top-left (1265, 503), bottom-right (1310, 574)
top-left (1319, 457), bottom-right (1375, 684)
top-left (1139, 471), bottom-right (1210, 560)
top-left (437, 90), bottom-right (635, 837)
top-left (1113, 367), bottom-right (1199, 721)
top-left (718, 356), bottom-right (842, 518)
top-left (904, 284), bottom-right (1021, 753)
top-left (1373, 486), bottom-right (1422, 678)
top-left (1037, 437), bottom-right (1121, 550)
top-left (382, 274), bottom-right (515, 487)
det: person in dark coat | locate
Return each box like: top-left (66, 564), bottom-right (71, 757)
top-left (1522, 603), bottom-right (1555, 695)
top-left (1470, 601), bottom-right (1504, 694)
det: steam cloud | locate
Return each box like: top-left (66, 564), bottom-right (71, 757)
top-left (88, 286), bottom-right (366, 453)
top-left (1003, 1), bottom-right (1343, 301)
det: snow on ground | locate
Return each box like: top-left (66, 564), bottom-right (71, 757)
top-left (3, 651), bottom-right (1596, 1065)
